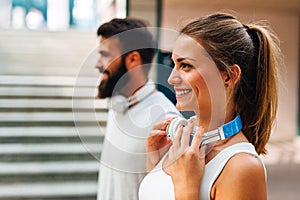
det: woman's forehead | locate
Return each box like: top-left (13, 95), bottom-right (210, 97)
top-left (172, 35), bottom-right (210, 61)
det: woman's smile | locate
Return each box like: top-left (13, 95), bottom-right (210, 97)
top-left (174, 88), bottom-right (193, 99)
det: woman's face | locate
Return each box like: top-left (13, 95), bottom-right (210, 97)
top-left (168, 34), bottom-right (226, 120)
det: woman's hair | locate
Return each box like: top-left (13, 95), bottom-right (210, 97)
top-left (181, 13), bottom-right (283, 154)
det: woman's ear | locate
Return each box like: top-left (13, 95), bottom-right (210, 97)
top-left (231, 64), bottom-right (241, 84)
top-left (222, 64), bottom-right (241, 88)
top-left (124, 51), bottom-right (142, 71)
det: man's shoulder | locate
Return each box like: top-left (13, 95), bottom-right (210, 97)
top-left (148, 91), bottom-right (176, 106)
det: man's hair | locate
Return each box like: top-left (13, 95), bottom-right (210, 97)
top-left (97, 17), bottom-right (156, 65)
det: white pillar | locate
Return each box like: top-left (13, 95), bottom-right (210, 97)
top-left (116, 0), bottom-right (127, 18)
top-left (96, 0), bottom-right (115, 24)
top-left (11, 6), bottom-right (26, 29)
top-left (47, 0), bottom-right (70, 31)
top-left (0, 0), bottom-right (12, 29)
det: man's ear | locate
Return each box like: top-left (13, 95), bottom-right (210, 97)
top-left (222, 64), bottom-right (241, 88)
top-left (124, 51), bottom-right (142, 71)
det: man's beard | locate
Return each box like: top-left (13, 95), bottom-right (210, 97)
top-left (97, 57), bottom-right (128, 99)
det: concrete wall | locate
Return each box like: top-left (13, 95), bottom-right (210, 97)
top-left (161, 0), bottom-right (300, 141)
top-left (128, 0), bottom-right (159, 26)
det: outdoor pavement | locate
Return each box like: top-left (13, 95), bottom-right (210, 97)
top-left (262, 136), bottom-right (300, 200)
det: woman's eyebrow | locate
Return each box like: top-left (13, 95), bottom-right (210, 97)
top-left (173, 57), bottom-right (196, 62)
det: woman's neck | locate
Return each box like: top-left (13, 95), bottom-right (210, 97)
top-left (195, 110), bottom-right (237, 132)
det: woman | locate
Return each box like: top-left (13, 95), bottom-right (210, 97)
top-left (139, 13), bottom-right (283, 200)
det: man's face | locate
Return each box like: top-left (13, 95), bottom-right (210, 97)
top-left (96, 36), bottom-right (128, 98)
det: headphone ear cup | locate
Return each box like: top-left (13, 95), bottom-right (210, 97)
top-left (166, 117), bottom-right (188, 139)
top-left (109, 95), bottom-right (129, 113)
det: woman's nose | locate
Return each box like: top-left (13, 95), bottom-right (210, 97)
top-left (168, 68), bottom-right (181, 85)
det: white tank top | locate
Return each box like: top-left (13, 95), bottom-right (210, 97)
top-left (138, 142), bottom-right (266, 200)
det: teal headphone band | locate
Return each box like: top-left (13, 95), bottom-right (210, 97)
top-left (200, 114), bottom-right (242, 145)
top-left (166, 115), bottom-right (243, 146)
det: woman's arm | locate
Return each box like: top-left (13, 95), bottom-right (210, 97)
top-left (213, 152), bottom-right (267, 200)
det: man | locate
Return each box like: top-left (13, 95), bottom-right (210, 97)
top-left (95, 18), bottom-right (180, 200)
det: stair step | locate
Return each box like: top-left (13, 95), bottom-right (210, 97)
top-left (0, 136), bottom-right (102, 144)
top-left (0, 66), bottom-right (80, 76)
top-left (0, 143), bottom-right (102, 154)
top-left (0, 161), bottom-right (99, 174)
top-left (0, 127), bottom-right (105, 143)
top-left (0, 99), bottom-right (108, 110)
top-left (0, 112), bottom-right (107, 122)
top-left (0, 161), bottom-right (99, 183)
top-left (0, 153), bottom-right (99, 162)
top-left (0, 182), bottom-right (97, 200)
top-left (0, 143), bottom-right (101, 162)
top-left (0, 86), bottom-right (97, 98)
top-left (0, 127), bottom-right (105, 137)
top-left (0, 75), bottom-right (98, 87)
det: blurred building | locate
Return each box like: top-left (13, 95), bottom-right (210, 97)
top-left (0, 0), bottom-right (126, 31)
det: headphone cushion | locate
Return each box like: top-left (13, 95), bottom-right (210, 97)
top-left (109, 95), bottom-right (129, 113)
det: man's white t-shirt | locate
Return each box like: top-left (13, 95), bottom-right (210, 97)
top-left (97, 82), bottom-right (180, 200)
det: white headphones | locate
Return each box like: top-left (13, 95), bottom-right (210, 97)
top-left (109, 80), bottom-right (156, 113)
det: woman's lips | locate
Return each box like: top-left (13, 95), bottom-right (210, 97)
top-left (175, 89), bottom-right (192, 99)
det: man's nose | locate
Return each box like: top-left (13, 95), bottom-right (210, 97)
top-left (95, 58), bottom-right (105, 73)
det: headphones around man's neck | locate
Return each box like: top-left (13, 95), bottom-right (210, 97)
top-left (109, 80), bottom-right (156, 113)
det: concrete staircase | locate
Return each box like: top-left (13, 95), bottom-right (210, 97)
top-left (0, 29), bottom-right (106, 199)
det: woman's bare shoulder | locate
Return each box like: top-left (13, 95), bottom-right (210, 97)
top-left (212, 152), bottom-right (267, 200)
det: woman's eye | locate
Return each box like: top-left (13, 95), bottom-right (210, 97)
top-left (180, 63), bottom-right (192, 69)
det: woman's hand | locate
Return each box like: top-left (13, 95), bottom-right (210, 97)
top-left (146, 120), bottom-right (172, 172)
top-left (167, 121), bottom-right (206, 200)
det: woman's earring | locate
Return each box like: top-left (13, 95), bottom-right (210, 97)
top-left (224, 84), bottom-right (229, 88)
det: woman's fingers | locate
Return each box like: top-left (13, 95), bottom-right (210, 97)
top-left (181, 120), bottom-right (194, 147)
top-left (152, 121), bottom-right (165, 130)
top-left (147, 131), bottom-right (169, 150)
top-left (190, 126), bottom-right (204, 151)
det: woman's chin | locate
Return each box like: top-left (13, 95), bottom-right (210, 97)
top-left (176, 103), bottom-right (182, 110)
top-left (176, 103), bottom-right (190, 111)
